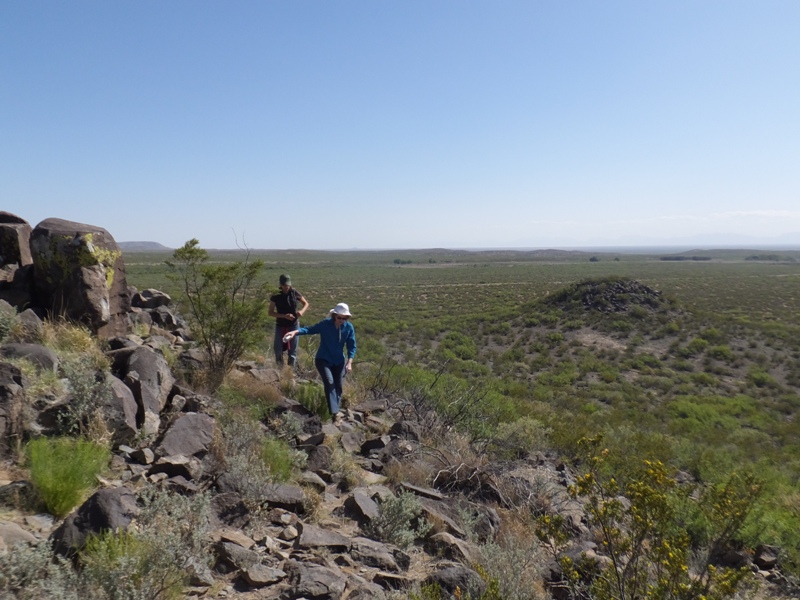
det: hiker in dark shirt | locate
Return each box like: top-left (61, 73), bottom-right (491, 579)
top-left (268, 274), bottom-right (309, 367)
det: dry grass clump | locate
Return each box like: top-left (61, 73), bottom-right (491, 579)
top-left (40, 320), bottom-right (107, 365)
top-left (219, 374), bottom-right (282, 421)
top-left (426, 431), bottom-right (491, 495)
top-left (383, 456), bottom-right (431, 488)
top-left (329, 447), bottom-right (364, 491)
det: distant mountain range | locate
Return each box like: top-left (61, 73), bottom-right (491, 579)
top-left (118, 235), bottom-right (800, 253)
top-left (118, 241), bottom-right (172, 251)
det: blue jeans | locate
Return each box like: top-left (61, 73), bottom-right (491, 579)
top-left (274, 323), bottom-right (299, 366)
top-left (315, 358), bottom-right (345, 416)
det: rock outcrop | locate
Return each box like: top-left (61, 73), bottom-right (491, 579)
top-left (30, 218), bottom-right (130, 337)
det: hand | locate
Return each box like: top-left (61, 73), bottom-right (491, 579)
top-left (285, 313), bottom-right (296, 321)
top-left (345, 361), bottom-right (353, 374)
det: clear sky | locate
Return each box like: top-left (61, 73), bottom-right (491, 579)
top-left (2, 1), bottom-right (799, 249)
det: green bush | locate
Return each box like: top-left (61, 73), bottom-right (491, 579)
top-left (367, 491), bottom-right (432, 549)
top-left (292, 381), bottom-right (329, 418)
top-left (678, 337), bottom-right (710, 357)
top-left (439, 331), bottom-right (478, 361)
top-left (748, 367), bottom-right (778, 389)
top-left (708, 344), bottom-right (734, 362)
top-left (81, 529), bottom-right (184, 600)
top-left (261, 437), bottom-right (303, 482)
top-left (27, 437), bottom-right (110, 518)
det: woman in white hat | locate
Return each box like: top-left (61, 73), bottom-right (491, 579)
top-left (283, 303), bottom-right (356, 423)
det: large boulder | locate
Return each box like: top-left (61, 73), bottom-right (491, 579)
top-left (105, 374), bottom-right (139, 445)
top-left (283, 560), bottom-right (348, 599)
top-left (131, 288), bottom-right (171, 309)
top-left (0, 212), bottom-right (32, 268)
top-left (425, 564), bottom-right (487, 598)
top-left (29, 218), bottom-right (130, 338)
top-left (50, 486), bottom-right (139, 558)
top-left (155, 412), bottom-right (215, 458)
top-left (122, 346), bottom-right (175, 435)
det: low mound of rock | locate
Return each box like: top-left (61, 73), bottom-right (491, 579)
top-left (545, 276), bottom-right (674, 315)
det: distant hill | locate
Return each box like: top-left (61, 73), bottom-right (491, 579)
top-left (118, 241), bottom-right (172, 252)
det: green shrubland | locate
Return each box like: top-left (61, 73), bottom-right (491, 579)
top-left (124, 248), bottom-right (800, 583)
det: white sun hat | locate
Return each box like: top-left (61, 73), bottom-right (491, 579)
top-left (329, 303), bottom-right (352, 317)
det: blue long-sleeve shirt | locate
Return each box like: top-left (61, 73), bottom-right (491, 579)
top-left (297, 318), bottom-right (356, 365)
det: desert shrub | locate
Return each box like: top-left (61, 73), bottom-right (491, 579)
top-left (80, 529), bottom-right (184, 600)
top-left (58, 356), bottom-right (113, 437)
top-left (80, 487), bottom-right (214, 600)
top-left (291, 380), bottom-right (329, 418)
top-left (26, 436), bottom-right (110, 518)
top-left (610, 319), bottom-right (633, 333)
top-left (366, 362), bottom-right (499, 441)
top-left (0, 538), bottom-right (82, 599)
top-left (439, 331), bottom-right (478, 361)
top-left (629, 352), bottom-right (661, 370)
top-left (0, 301), bottom-right (16, 342)
top-left (0, 359), bottom-right (61, 455)
top-left (261, 437), bottom-right (304, 482)
top-left (678, 337), bottom-right (710, 358)
top-left (537, 363), bottom-right (578, 387)
top-left (217, 450), bottom-right (274, 508)
top-left (671, 358), bottom-right (694, 372)
top-left (11, 358), bottom-right (62, 400)
top-left (699, 327), bottom-right (725, 343)
top-left (707, 344), bottom-right (734, 362)
top-left (356, 336), bottom-right (388, 363)
top-left (598, 365), bottom-right (618, 383)
top-left (213, 412), bottom-right (304, 505)
top-left (366, 491), bottom-right (432, 549)
top-left (477, 531), bottom-right (549, 600)
top-left (166, 239), bottom-right (270, 389)
top-left (268, 410), bottom-right (306, 440)
top-left (747, 367), bottom-right (779, 389)
top-left (677, 470), bottom-right (765, 556)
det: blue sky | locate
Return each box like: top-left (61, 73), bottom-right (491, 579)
top-left (2, 1), bottom-right (799, 249)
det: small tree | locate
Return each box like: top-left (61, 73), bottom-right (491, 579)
top-left (166, 239), bottom-right (270, 389)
